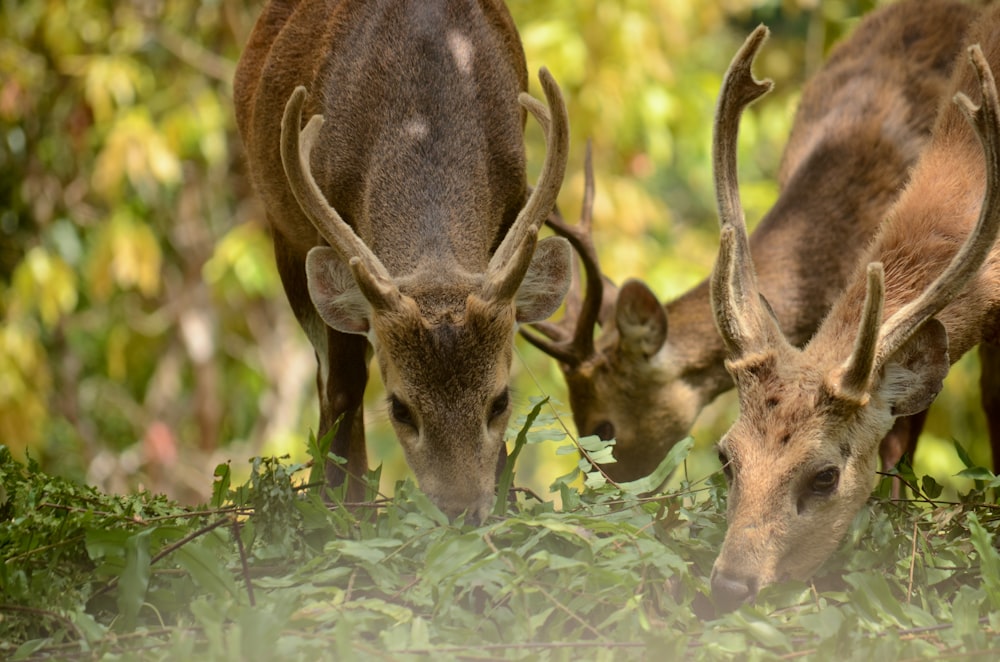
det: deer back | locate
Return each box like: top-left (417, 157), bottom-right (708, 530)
top-left (234, 0), bottom-right (572, 523)
top-left (236, 0), bottom-right (528, 263)
top-left (711, 3), bottom-right (1000, 609)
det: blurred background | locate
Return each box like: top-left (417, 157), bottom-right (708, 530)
top-left (0, 0), bottom-right (990, 505)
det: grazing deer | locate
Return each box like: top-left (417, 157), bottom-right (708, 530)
top-left (233, 0), bottom-right (572, 524)
top-left (522, 0), bottom-right (978, 482)
top-left (709, 10), bottom-right (1000, 609)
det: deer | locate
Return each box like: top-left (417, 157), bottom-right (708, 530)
top-left (232, 0), bottom-right (573, 524)
top-left (521, 0), bottom-right (981, 483)
top-left (708, 7), bottom-right (1000, 610)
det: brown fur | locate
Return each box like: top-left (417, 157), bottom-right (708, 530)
top-left (533, 0), bottom-right (976, 481)
top-left (235, 0), bottom-right (571, 523)
top-left (711, 3), bottom-right (1000, 609)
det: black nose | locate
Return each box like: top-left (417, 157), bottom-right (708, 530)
top-left (710, 569), bottom-right (757, 613)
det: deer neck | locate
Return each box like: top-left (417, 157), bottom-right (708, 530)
top-left (812, 139), bottom-right (995, 366)
top-left (663, 281), bottom-right (736, 404)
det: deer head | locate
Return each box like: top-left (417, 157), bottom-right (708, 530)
top-left (522, 145), bottom-right (691, 480)
top-left (280, 67), bottom-right (572, 523)
top-left (709, 25), bottom-right (1000, 609)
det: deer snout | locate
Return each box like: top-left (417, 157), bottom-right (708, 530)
top-left (710, 567), bottom-right (758, 613)
top-left (435, 492), bottom-right (493, 526)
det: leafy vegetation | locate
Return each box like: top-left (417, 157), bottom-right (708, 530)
top-left (3, 402), bottom-right (1000, 660)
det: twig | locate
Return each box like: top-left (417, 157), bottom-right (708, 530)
top-left (38, 501), bottom-right (245, 522)
top-left (4, 533), bottom-right (88, 565)
top-left (90, 516), bottom-right (233, 602)
top-left (906, 519), bottom-right (918, 604)
top-left (875, 471), bottom-right (939, 507)
top-left (485, 529), bottom-right (607, 641)
top-left (153, 26), bottom-right (235, 84)
top-left (0, 604), bottom-right (84, 642)
top-left (232, 518), bottom-right (255, 606)
top-left (345, 567), bottom-right (358, 603)
top-left (512, 345), bottom-right (624, 490)
top-left (393, 640), bottom-right (645, 655)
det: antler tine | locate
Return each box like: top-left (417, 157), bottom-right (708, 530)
top-left (709, 25), bottom-right (775, 356)
top-left (485, 68), bottom-right (570, 300)
top-left (281, 86), bottom-right (400, 310)
top-left (874, 44), bottom-right (1000, 372)
top-left (839, 263), bottom-right (885, 398)
top-left (520, 323), bottom-right (581, 365)
top-left (520, 140), bottom-right (608, 365)
top-left (568, 140), bottom-right (606, 358)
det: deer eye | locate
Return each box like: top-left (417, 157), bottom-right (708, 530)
top-left (593, 421), bottom-right (615, 441)
top-left (811, 467), bottom-right (840, 495)
top-left (489, 390), bottom-right (510, 421)
top-left (389, 395), bottom-right (416, 428)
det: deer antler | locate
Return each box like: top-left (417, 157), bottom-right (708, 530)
top-left (838, 263), bottom-right (885, 399)
top-left (709, 25), bottom-right (784, 359)
top-left (482, 67), bottom-right (570, 303)
top-left (281, 86), bottom-right (402, 312)
top-left (520, 141), bottom-right (616, 366)
top-left (842, 44), bottom-right (1000, 388)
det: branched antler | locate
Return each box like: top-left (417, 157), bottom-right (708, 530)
top-left (709, 25), bottom-right (784, 359)
top-left (483, 68), bottom-right (570, 303)
top-left (281, 86), bottom-right (402, 313)
top-left (521, 141), bottom-right (616, 366)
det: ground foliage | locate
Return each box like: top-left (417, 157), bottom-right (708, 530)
top-left (3, 404), bottom-right (1000, 661)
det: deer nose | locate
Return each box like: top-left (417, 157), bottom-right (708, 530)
top-left (438, 496), bottom-right (492, 526)
top-left (710, 569), bottom-right (757, 612)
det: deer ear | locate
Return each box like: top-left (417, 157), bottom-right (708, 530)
top-left (615, 279), bottom-right (668, 359)
top-left (879, 318), bottom-right (950, 417)
top-left (514, 236), bottom-right (572, 323)
top-left (306, 246), bottom-right (371, 335)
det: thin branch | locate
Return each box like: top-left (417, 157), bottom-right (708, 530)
top-left (232, 519), bottom-right (255, 607)
top-left (0, 604), bottom-right (83, 641)
top-left (906, 519), bottom-right (918, 604)
top-left (153, 26), bottom-right (236, 84)
top-left (90, 516), bottom-right (233, 602)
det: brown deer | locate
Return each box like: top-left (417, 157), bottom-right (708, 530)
top-left (233, 0), bottom-right (572, 524)
top-left (522, 0), bottom-right (979, 482)
top-left (709, 10), bottom-right (1000, 609)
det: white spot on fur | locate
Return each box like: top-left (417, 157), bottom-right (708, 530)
top-left (404, 117), bottom-right (429, 140)
top-left (447, 31), bottom-right (474, 75)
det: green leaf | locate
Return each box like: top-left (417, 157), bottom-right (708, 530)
top-left (308, 417), bottom-right (340, 492)
top-left (844, 572), bottom-right (909, 627)
top-left (407, 485), bottom-right (449, 526)
top-left (952, 439), bottom-right (975, 469)
top-left (618, 436), bottom-right (694, 495)
top-left (117, 527), bottom-right (154, 630)
top-left (174, 536), bottom-right (240, 601)
top-left (85, 527), bottom-right (132, 561)
top-left (733, 608), bottom-right (791, 650)
top-left (494, 396), bottom-right (547, 517)
top-left (211, 462), bottom-right (231, 509)
top-left (967, 511), bottom-right (1000, 609)
top-left (799, 607), bottom-right (845, 639)
top-left (920, 474), bottom-right (942, 500)
top-left (955, 466), bottom-right (994, 481)
top-left (12, 639), bottom-right (51, 660)
top-left (326, 538), bottom-right (398, 564)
